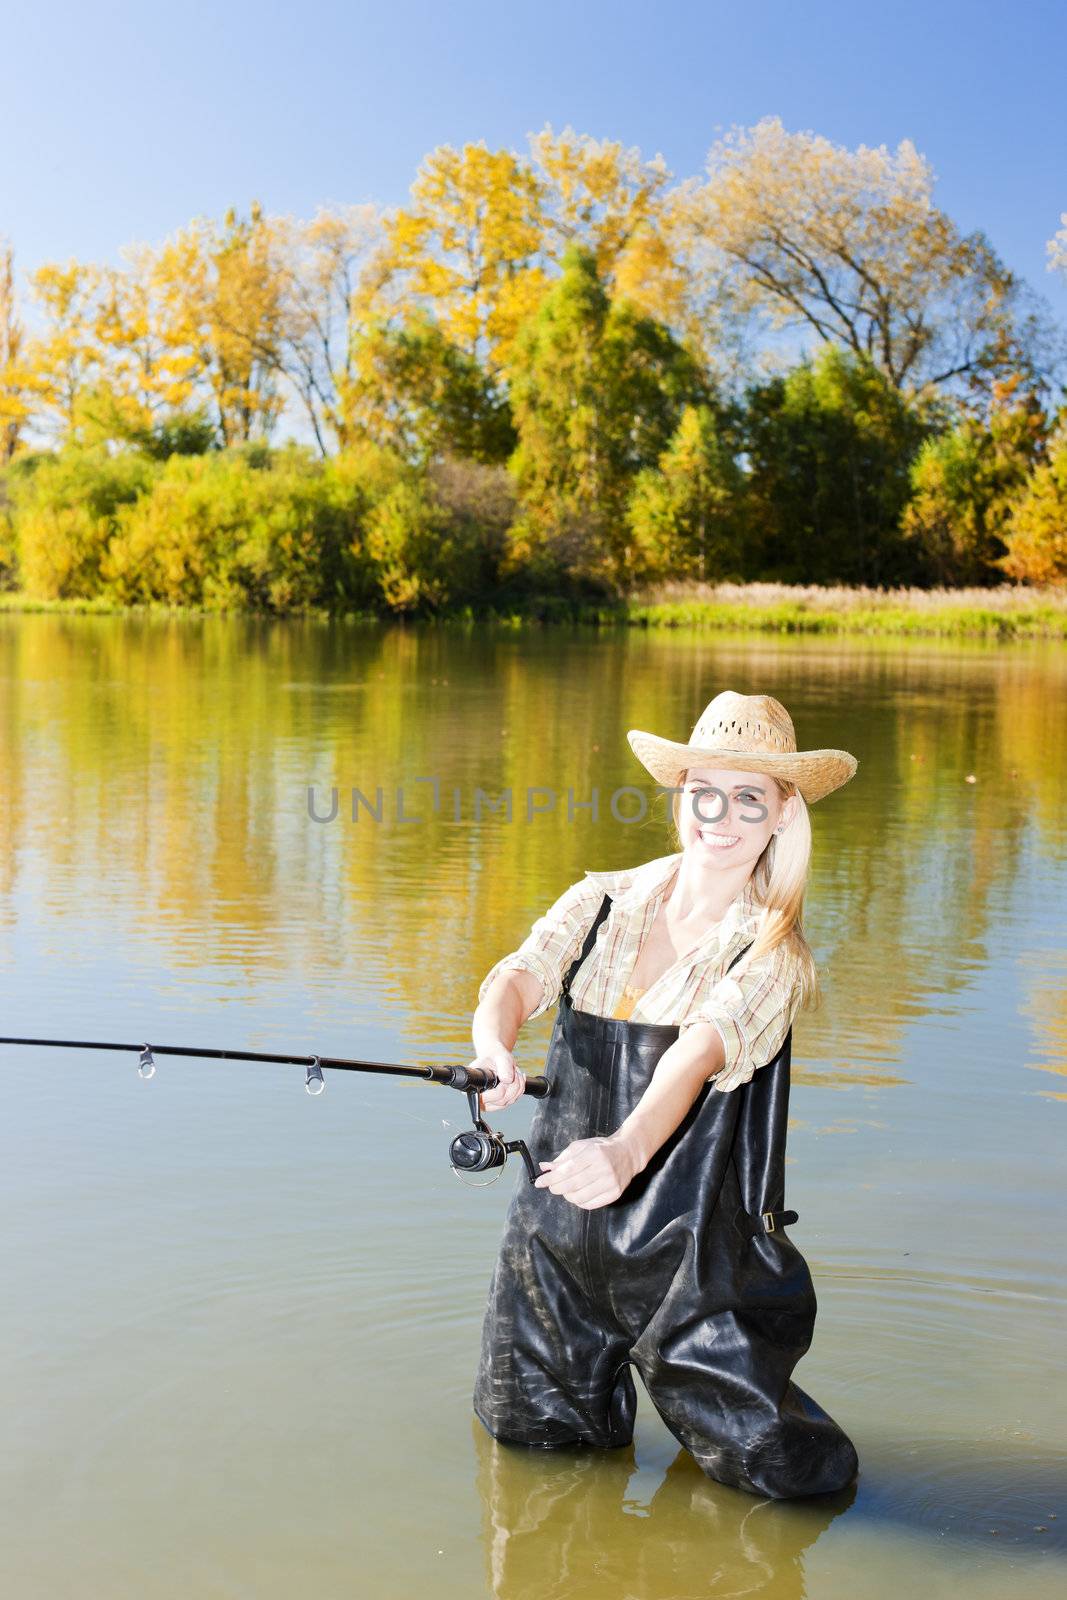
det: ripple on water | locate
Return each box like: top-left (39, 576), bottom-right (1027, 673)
top-left (794, 1252), bottom-right (1066, 1548)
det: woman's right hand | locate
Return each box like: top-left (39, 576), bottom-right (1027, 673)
top-left (473, 1046), bottom-right (527, 1112)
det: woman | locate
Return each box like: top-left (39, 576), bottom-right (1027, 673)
top-left (467, 690), bottom-right (860, 1499)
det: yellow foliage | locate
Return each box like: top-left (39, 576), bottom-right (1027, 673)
top-left (0, 242), bottom-right (30, 461)
top-left (997, 429), bottom-right (1067, 584)
top-left (368, 128), bottom-right (687, 380)
top-left (374, 142), bottom-right (548, 374)
top-left (22, 259), bottom-right (103, 436)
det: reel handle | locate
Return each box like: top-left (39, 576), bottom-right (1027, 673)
top-left (448, 1127), bottom-right (538, 1183)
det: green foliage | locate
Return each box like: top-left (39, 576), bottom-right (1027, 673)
top-left (0, 438), bottom-right (519, 614)
top-left (901, 385), bottom-right (1048, 585)
top-left (505, 245), bottom-right (710, 589)
top-left (346, 313), bottom-right (516, 465)
top-left (743, 346), bottom-right (932, 585)
top-left (7, 138), bottom-right (1065, 597)
top-left (627, 404), bottom-right (746, 584)
top-left (5, 445), bottom-right (160, 598)
top-left (2, 277), bottom-right (1060, 609)
top-left (99, 442), bottom-right (386, 609)
top-left (125, 409), bottom-right (220, 461)
top-left (364, 454), bottom-right (513, 613)
top-left (71, 384), bottom-right (222, 460)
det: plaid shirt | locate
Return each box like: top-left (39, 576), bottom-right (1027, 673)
top-left (477, 851), bottom-right (803, 1092)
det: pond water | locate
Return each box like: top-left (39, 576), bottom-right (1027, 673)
top-left (0, 613), bottom-right (1064, 1598)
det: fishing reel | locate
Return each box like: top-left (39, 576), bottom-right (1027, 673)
top-left (449, 1089), bottom-right (538, 1185)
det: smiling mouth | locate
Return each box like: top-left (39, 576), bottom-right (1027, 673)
top-left (699, 830), bottom-right (740, 848)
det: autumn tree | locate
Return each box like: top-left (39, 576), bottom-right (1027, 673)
top-left (22, 259), bottom-right (103, 440)
top-left (672, 117), bottom-right (1050, 410)
top-left (902, 378), bottom-right (1051, 584)
top-left (0, 243), bottom-right (29, 461)
top-left (366, 142), bottom-right (550, 378)
top-left (8, 445), bottom-right (159, 598)
top-left (996, 414), bottom-right (1067, 584)
top-left (528, 126), bottom-right (677, 293)
top-left (150, 203), bottom-right (286, 446)
top-left (999, 214), bottom-right (1067, 581)
top-left (365, 129), bottom-right (695, 377)
top-left (75, 242), bottom-right (208, 452)
top-left (272, 204), bottom-right (382, 453)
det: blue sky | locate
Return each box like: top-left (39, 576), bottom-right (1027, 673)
top-left (4, 0), bottom-right (1065, 328)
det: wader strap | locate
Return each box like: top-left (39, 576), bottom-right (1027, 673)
top-left (725, 939), bottom-right (754, 975)
top-left (561, 904), bottom-right (754, 1002)
top-left (561, 893), bottom-right (612, 998)
top-left (759, 1208), bottom-right (799, 1233)
top-left (721, 938), bottom-right (800, 1236)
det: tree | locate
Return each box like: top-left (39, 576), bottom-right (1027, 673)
top-left (364, 129), bottom-right (691, 385)
top-left (529, 125), bottom-right (674, 288)
top-left (343, 311), bottom-right (515, 464)
top-left (150, 203), bottom-right (286, 446)
top-left (901, 377), bottom-right (1048, 585)
top-left (363, 459), bottom-right (507, 614)
top-left (506, 245), bottom-right (708, 588)
top-left (7, 445), bottom-right (159, 598)
top-left (367, 141), bottom-right (550, 377)
top-left (673, 117), bottom-right (1054, 409)
top-left (86, 243), bottom-right (175, 445)
top-left (22, 259), bottom-right (103, 440)
top-left (273, 204), bottom-right (383, 454)
top-left (528, 127), bottom-right (729, 381)
top-left (627, 404), bottom-right (745, 583)
top-left (0, 242), bottom-right (29, 461)
top-left (743, 344), bottom-right (931, 584)
top-left (994, 414), bottom-right (1067, 584)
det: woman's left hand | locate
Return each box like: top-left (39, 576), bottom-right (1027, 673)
top-left (533, 1133), bottom-right (642, 1209)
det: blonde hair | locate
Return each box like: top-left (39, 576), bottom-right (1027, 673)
top-left (670, 768), bottom-right (821, 1013)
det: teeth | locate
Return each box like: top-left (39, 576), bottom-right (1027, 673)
top-left (700, 831), bottom-right (739, 846)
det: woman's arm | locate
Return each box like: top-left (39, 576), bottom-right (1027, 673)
top-left (475, 874), bottom-right (605, 1023)
top-left (469, 970), bottom-right (543, 1109)
top-left (533, 1023), bottom-right (726, 1206)
top-left (470, 874), bottom-right (606, 1110)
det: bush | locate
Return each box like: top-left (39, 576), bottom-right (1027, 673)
top-left (99, 442), bottom-right (390, 610)
top-left (365, 455), bottom-right (512, 613)
top-left (6, 446), bottom-right (160, 598)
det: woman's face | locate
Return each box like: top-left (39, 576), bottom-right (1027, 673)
top-left (676, 766), bottom-right (796, 872)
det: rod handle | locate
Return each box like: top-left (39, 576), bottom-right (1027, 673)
top-left (445, 1065), bottom-right (551, 1099)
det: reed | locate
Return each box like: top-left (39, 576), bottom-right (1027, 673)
top-left (1, 581), bottom-right (1065, 638)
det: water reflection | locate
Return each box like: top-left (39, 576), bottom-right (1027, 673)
top-left (473, 1422), bottom-right (852, 1599)
top-left (1, 617), bottom-right (1064, 1091)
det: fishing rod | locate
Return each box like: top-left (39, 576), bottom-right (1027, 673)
top-left (0, 1034), bottom-right (550, 1185)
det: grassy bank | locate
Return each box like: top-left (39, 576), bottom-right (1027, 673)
top-left (598, 580), bottom-right (1067, 639)
top-left (1, 580), bottom-right (1065, 639)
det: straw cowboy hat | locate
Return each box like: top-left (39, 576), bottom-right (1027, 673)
top-left (627, 690), bottom-right (858, 805)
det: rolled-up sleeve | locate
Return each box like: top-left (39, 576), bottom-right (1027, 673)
top-left (680, 947), bottom-right (803, 1092)
top-left (477, 875), bottom-right (604, 1021)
